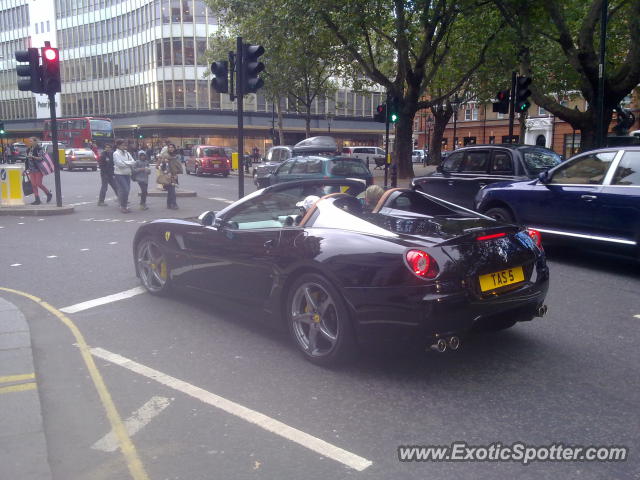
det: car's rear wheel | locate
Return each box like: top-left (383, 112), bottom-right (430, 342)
top-left (287, 273), bottom-right (355, 366)
top-left (484, 206), bottom-right (514, 223)
top-left (136, 237), bottom-right (172, 295)
top-left (92, 167), bottom-right (97, 171)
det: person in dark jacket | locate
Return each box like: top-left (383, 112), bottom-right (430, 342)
top-left (159, 143), bottom-right (183, 209)
top-left (97, 144), bottom-right (118, 206)
top-left (132, 150), bottom-right (151, 210)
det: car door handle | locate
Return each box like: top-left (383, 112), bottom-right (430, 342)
top-left (447, 180), bottom-right (454, 186)
top-left (581, 194), bottom-right (598, 202)
top-left (478, 182), bottom-right (487, 188)
top-left (264, 239), bottom-right (275, 248)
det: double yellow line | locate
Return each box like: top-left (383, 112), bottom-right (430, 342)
top-left (0, 373), bottom-right (36, 394)
top-left (0, 287), bottom-right (149, 480)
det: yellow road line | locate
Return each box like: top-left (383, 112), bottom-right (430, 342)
top-left (0, 287), bottom-right (149, 480)
top-left (0, 373), bottom-right (35, 384)
top-left (0, 382), bottom-right (37, 394)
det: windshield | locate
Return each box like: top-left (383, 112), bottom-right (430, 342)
top-left (521, 148), bottom-right (562, 173)
top-left (90, 120), bottom-right (113, 133)
top-left (329, 159), bottom-right (369, 175)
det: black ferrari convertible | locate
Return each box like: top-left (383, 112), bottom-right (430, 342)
top-left (133, 179), bottom-right (549, 365)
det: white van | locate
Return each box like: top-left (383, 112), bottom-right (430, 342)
top-left (341, 146), bottom-right (385, 167)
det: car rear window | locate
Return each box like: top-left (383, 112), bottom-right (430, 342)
top-left (521, 148), bottom-right (562, 173)
top-left (202, 148), bottom-right (225, 157)
top-left (329, 159), bottom-right (369, 176)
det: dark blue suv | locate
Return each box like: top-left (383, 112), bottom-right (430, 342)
top-left (475, 147), bottom-right (640, 257)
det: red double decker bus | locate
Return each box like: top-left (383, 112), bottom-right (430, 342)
top-left (43, 117), bottom-right (114, 149)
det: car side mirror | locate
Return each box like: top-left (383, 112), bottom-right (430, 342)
top-left (198, 210), bottom-right (216, 226)
top-left (538, 171), bottom-right (550, 184)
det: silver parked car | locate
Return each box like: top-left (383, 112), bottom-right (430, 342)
top-left (65, 148), bottom-right (98, 171)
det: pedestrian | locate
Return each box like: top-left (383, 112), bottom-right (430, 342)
top-left (363, 184), bottom-right (384, 212)
top-left (159, 143), bottom-right (183, 210)
top-left (89, 142), bottom-right (99, 157)
top-left (24, 137), bottom-right (52, 205)
top-left (133, 150), bottom-right (151, 210)
top-left (113, 139), bottom-right (136, 213)
top-left (97, 143), bottom-right (118, 206)
top-left (252, 146), bottom-right (260, 164)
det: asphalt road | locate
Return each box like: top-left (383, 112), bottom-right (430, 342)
top-left (1, 168), bottom-right (639, 480)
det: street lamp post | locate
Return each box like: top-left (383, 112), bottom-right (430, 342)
top-left (326, 112), bottom-right (334, 134)
top-left (452, 95), bottom-right (460, 150)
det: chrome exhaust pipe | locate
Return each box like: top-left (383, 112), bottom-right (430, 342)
top-left (535, 305), bottom-right (548, 317)
top-left (448, 336), bottom-right (460, 351)
top-left (430, 338), bottom-right (447, 353)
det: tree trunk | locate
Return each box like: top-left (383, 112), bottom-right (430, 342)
top-left (430, 106), bottom-right (453, 164)
top-left (305, 104), bottom-right (312, 138)
top-left (395, 113), bottom-right (414, 179)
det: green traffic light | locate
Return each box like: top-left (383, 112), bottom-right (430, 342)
top-left (390, 113), bottom-right (398, 122)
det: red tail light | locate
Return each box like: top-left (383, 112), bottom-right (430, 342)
top-left (527, 228), bottom-right (542, 248)
top-left (405, 249), bottom-right (439, 279)
top-left (476, 232), bottom-right (506, 241)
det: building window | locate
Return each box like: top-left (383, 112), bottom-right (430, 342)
top-left (538, 106), bottom-right (547, 116)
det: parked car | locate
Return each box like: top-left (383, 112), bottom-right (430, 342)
top-left (265, 155), bottom-right (373, 188)
top-left (64, 148), bottom-right (98, 171)
top-left (133, 178), bottom-right (548, 366)
top-left (342, 146), bottom-right (385, 168)
top-left (252, 145), bottom-right (293, 186)
top-left (475, 146), bottom-right (640, 258)
top-left (10, 143), bottom-right (28, 163)
top-left (412, 144), bottom-right (562, 209)
top-left (184, 145), bottom-right (231, 177)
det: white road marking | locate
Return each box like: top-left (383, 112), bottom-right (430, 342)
top-left (91, 396), bottom-right (172, 453)
top-left (634, 315), bottom-right (640, 319)
top-left (0, 226), bottom-right (4, 229)
top-left (46, 255), bottom-right (58, 259)
top-left (108, 241), bottom-right (118, 245)
top-left (81, 248), bottom-right (90, 251)
top-left (90, 347), bottom-right (373, 471)
top-left (18, 222), bottom-right (24, 225)
top-left (38, 218), bottom-right (44, 221)
top-left (69, 201), bottom-right (94, 207)
top-left (10, 264), bottom-right (21, 267)
top-left (207, 197), bottom-right (234, 204)
top-left (60, 286), bottom-right (146, 313)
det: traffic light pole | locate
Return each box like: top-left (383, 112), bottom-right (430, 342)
top-left (236, 36), bottom-right (245, 199)
top-left (48, 93), bottom-right (62, 207)
top-left (384, 95), bottom-right (390, 188)
top-left (508, 71), bottom-right (516, 142)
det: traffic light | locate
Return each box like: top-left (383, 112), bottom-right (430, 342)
top-left (210, 61), bottom-right (229, 94)
top-left (388, 97), bottom-right (401, 123)
top-left (41, 44), bottom-right (61, 94)
top-left (15, 48), bottom-right (43, 93)
top-left (515, 76), bottom-right (532, 113)
top-left (0, 122), bottom-right (5, 135)
top-left (492, 89), bottom-right (510, 114)
top-left (373, 104), bottom-right (386, 123)
top-left (241, 44), bottom-right (264, 94)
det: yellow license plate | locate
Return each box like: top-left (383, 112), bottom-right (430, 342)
top-left (479, 266), bottom-right (525, 292)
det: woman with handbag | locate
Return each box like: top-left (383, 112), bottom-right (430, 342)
top-left (158, 143), bottom-right (183, 210)
top-left (113, 139), bottom-right (137, 213)
top-left (25, 137), bottom-right (52, 205)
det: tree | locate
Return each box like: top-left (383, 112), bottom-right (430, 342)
top-left (309, 0), bottom-right (503, 178)
top-left (206, 0), bottom-right (340, 139)
top-left (494, 0), bottom-right (640, 150)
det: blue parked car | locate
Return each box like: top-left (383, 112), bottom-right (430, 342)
top-left (265, 155), bottom-right (373, 188)
top-left (475, 146), bottom-right (640, 257)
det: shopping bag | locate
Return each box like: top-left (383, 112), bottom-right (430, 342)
top-left (156, 169), bottom-right (171, 185)
top-left (22, 173), bottom-right (33, 196)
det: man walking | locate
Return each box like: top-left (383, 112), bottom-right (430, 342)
top-left (97, 144), bottom-right (118, 206)
top-left (113, 139), bottom-right (136, 213)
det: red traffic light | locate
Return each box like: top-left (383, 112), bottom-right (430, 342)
top-left (43, 48), bottom-right (58, 61)
top-left (497, 91), bottom-right (508, 101)
top-left (377, 105), bottom-right (385, 113)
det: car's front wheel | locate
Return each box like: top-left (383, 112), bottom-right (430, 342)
top-left (136, 237), bottom-right (172, 295)
top-left (484, 206), bottom-right (514, 223)
top-left (286, 273), bottom-right (355, 366)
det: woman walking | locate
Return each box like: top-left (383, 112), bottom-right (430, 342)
top-left (133, 150), bottom-right (151, 210)
top-left (113, 139), bottom-right (136, 213)
top-left (25, 137), bottom-right (52, 205)
top-left (159, 143), bottom-right (183, 209)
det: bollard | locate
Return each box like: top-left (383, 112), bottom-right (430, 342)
top-left (0, 164), bottom-right (26, 206)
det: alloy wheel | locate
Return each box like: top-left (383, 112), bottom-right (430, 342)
top-left (137, 239), bottom-right (169, 294)
top-left (290, 282), bottom-right (340, 357)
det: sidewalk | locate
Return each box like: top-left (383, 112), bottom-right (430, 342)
top-left (0, 297), bottom-right (52, 480)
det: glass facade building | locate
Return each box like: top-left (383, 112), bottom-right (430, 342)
top-left (0, 0), bottom-right (384, 148)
